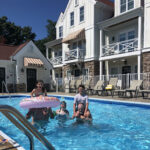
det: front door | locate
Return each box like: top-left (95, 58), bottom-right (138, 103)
top-left (27, 69), bottom-right (36, 92)
top-left (122, 66), bottom-right (131, 89)
top-left (0, 68), bottom-right (5, 92)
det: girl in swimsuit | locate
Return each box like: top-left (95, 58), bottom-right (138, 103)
top-left (26, 80), bottom-right (54, 125)
top-left (56, 101), bottom-right (69, 120)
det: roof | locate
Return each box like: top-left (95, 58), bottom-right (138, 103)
top-left (45, 38), bottom-right (62, 48)
top-left (0, 41), bottom-right (29, 60)
top-left (96, 0), bottom-right (114, 7)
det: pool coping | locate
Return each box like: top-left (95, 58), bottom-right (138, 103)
top-left (0, 130), bottom-right (25, 150)
top-left (1, 94), bottom-right (150, 108)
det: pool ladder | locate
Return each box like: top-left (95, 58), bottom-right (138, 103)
top-left (0, 105), bottom-right (55, 150)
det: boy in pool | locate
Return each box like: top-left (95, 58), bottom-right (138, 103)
top-left (26, 80), bottom-right (54, 125)
top-left (72, 85), bottom-right (92, 121)
top-left (76, 103), bottom-right (92, 121)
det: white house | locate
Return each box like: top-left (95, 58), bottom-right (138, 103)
top-left (45, 0), bottom-right (150, 90)
top-left (0, 40), bottom-right (52, 92)
top-left (98, 0), bottom-right (150, 88)
top-left (45, 0), bottom-right (114, 80)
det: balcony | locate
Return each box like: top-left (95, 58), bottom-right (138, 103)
top-left (102, 38), bottom-right (138, 57)
top-left (49, 56), bottom-right (63, 67)
top-left (64, 48), bottom-right (85, 63)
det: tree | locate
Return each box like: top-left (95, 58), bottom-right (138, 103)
top-left (35, 19), bottom-right (56, 56)
top-left (0, 16), bottom-right (36, 45)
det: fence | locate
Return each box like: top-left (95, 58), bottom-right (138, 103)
top-left (51, 72), bottom-right (150, 92)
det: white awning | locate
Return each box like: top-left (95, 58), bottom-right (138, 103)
top-left (24, 57), bottom-right (44, 67)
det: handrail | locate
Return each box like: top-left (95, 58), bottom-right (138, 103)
top-left (2, 81), bottom-right (9, 93)
top-left (2, 81), bottom-right (11, 99)
top-left (0, 105), bottom-right (55, 150)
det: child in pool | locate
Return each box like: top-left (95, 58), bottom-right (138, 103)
top-left (55, 101), bottom-right (69, 120)
top-left (26, 80), bottom-right (54, 125)
top-left (76, 103), bottom-right (92, 122)
top-left (72, 85), bottom-right (92, 120)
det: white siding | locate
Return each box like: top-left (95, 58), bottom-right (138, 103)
top-left (144, 0), bottom-right (150, 48)
top-left (115, 0), bottom-right (141, 17)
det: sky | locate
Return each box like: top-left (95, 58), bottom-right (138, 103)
top-left (0, 0), bottom-right (68, 40)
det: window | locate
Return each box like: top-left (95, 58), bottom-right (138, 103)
top-left (75, 69), bottom-right (80, 77)
top-left (80, 6), bottom-right (84, 22)
top-left (120, 0), bottom-right (134, 13)
top-left (59, 51), bottom-right (62, 56)
top-left (111, 68), bottom-right (118, 75)
top-left (66, 70), bottom-right (71, 78)
top-left (59, 26), bottom-right (63, 38)
top-left (54, 52), bottom-right (58, 57)
top-left (128, 31), bottom-right (135, 40)
top-left (75, 0), bottom-right (78, 6)
top-left (70, 12), bottom-right (74, 26)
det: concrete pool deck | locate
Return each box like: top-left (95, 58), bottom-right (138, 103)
top-left (0, 92), bottom-right (150, 103)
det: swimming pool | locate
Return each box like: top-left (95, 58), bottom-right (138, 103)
top-left (0, 95), bottom-right (150, 150)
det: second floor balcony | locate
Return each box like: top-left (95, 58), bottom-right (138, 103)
top-left (49, 56), bottom-right (63, 67)
top-left (102, 38), bottom-right (138, 57)
top-left (64, 48), bottom-right (85, 63)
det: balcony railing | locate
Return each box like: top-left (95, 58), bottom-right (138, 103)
top-left (65, 48), bottom-right (85, 61)
top-left (49, 56), bottom-right (62, 66)
top-left (102, 38), bottom-right (138, 57)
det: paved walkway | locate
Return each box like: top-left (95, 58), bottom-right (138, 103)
top-left (1, 92), bottom-right (150, 103)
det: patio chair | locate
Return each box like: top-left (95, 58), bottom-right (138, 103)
top-left (88, 80), bottom-right (104, 95)
top-left (105, 78), bottom-right (118, 96)
top-left (69, 79), bottom-right (76, 93)
top-left (84, 78), bottom-right (92, 90)
top-left (115, 80), bottom-right (143, 98)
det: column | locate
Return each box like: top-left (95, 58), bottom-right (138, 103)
top-left (138, 55), bottom-right (141, 80)
top-left (105, 61), bottom-right (109, 80)
top-left (138, 16), bottom-right (142, 80)
top-left (46, 47), bottom-right (49, 59)
top-left (99, 29), bottom-right (103, 58)
top-left (16, 64), bottom-right (19, 84)
top-left (138, 15), bottom-right (142, 51)
top-left (99, 60), bottom-right (103, 80)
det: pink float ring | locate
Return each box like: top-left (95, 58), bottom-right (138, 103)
top-left (20, 96), bottom-right (60, 109)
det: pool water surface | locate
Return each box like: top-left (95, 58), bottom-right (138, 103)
top-left (0, 96), bottom-right (150, 150)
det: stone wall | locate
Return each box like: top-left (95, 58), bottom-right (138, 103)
top-left (63, 60), bottom-right (100, 78)
top-left (84, 61), bottom-right (99, 76)
top-left (16, 83), bottom-right (26, 92)
top-left (142, 52), bottom-right (150, 73)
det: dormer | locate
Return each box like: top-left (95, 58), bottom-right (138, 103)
top-left (114, 0), bottom-right (142, 17)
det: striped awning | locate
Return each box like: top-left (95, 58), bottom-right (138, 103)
top-left (24, 57), bottom-right (44, 67)
top-left (62, 29), bottom-right (85, 43)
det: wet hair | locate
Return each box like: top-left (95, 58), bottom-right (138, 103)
top-left (60, 101), bottom-right (66, 107)
top-left (35, 80), bottom-right (45, 92)
top-left (78, 84), bottom-right (85, 89)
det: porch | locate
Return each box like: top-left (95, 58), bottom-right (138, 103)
top-left (64, 48), bottom-right (85, 63)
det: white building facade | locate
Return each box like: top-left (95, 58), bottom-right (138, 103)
top-left (46, 0), bottom-right (150, 89)
top-left (45, 0), bottom-right (113, 80)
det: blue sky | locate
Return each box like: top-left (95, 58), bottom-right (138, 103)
top-left (0, 0), bottom-right (114, 40)
top-left (0, 0), bottom-right (68, 40)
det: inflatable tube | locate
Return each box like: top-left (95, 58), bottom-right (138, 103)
top-left (20, 96), bottom-right (60, 109)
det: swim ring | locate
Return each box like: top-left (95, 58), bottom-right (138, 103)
top-left (20, 96), bottom-right (60, 109)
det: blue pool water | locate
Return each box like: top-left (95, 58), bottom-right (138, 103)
top-left (0, 96), bottom-right (150, 150)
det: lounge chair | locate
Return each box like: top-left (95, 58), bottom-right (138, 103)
top-left (115, 80), bottom-right (143, 98)
top-left (69, 79), bottom-right (76, 93)
top-left (105, 78), bottom-right (118, 96)
top-left (88, 80), bottom-right (104, 95)
top-left (84, 78), bottom-right (92, 90)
